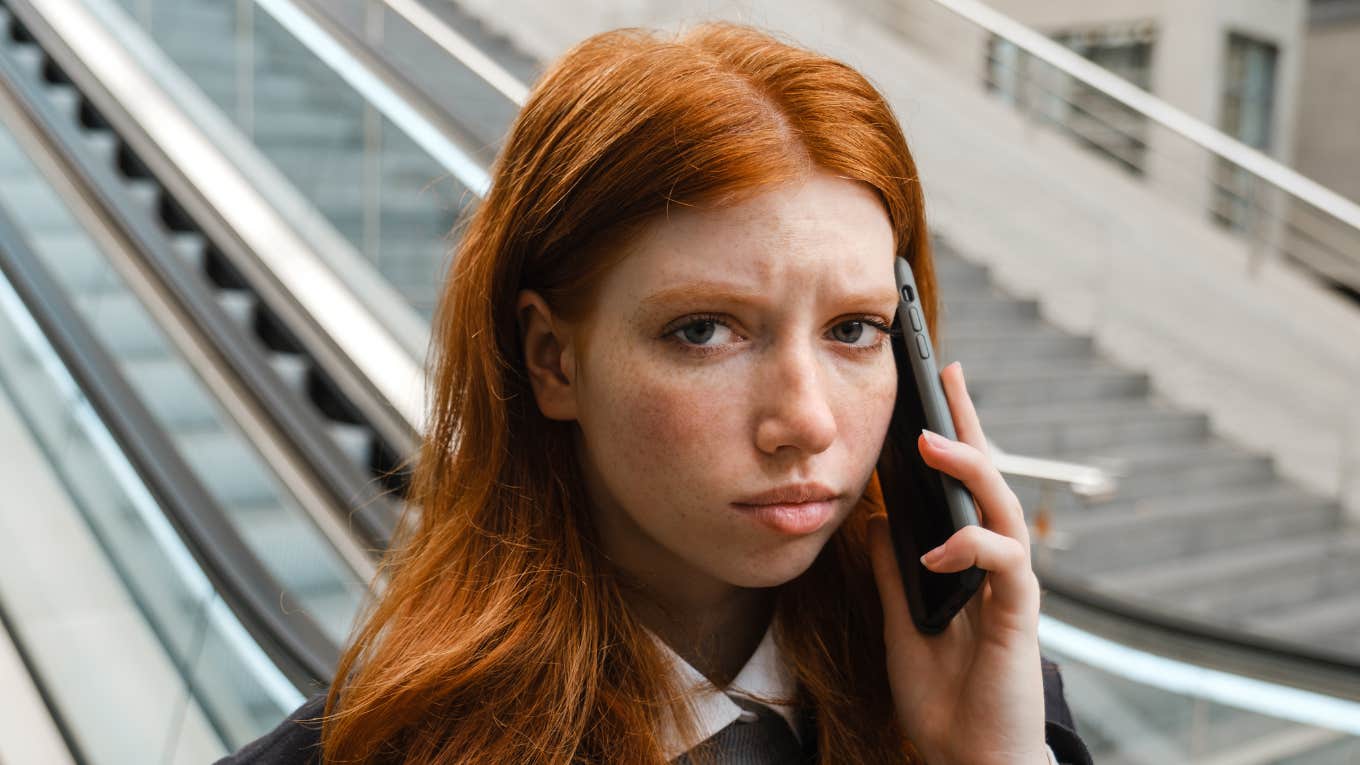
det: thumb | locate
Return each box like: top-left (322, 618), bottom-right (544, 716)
top-left (867, 514), bottom-right (911, 639)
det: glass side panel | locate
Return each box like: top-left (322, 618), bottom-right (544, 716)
top-left (0, 251), bottom-right (298, 755)
top-left (1040, 618), bottom-right (1360, 764)
top-left (0, 101), bottom-right (366, 647)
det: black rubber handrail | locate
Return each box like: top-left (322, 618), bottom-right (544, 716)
top-left (0, 0), bottom-right (399, 550)
top-left (0, 112), bottom-right (336, 694)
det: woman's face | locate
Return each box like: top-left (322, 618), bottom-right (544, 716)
top-left (520, 170), bottom-right (899, 596)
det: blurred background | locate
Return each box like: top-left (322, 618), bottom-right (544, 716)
top-left (0, 0), bottom-right (1356, 762)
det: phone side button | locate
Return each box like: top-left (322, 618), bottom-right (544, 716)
top-left (915, 334), bottom-right (931, 359)
top-left (908, 305), bottom-right (924, 331)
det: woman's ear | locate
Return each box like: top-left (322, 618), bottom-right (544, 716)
top-left (516, 289), bottom-right (579, 421)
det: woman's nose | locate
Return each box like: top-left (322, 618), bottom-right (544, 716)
top-left (753, 343), bottom-right (838, 457)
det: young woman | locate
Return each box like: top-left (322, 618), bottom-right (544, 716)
top-left (222, 21), bottom-right (1092, 765)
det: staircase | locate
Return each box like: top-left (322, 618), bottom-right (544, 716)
top-left (932, 238), bottom-right (1359, 660)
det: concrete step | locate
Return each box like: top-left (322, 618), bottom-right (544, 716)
top-left (1091, 533), bottom-right (1360, 621)
top-left (1057, 438), bottom-right (1277, 505)
top-left (980, 398), bottom-right (1209, 456)
top-left (1050, 483), bottom-right (1341, 573)
top-left (931, 251), bottom-right (994, 288)
top-left (941, 325), bottom-right (1094, 362)
top-left (941, 293), bottom-right (1041, 322)
top-left (964, 359), bottom-right (1151, 407)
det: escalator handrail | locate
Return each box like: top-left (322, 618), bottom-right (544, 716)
top-left (14, 0), bottom-right (427, 446)
top-left (1036, 562), bottom-right (1360, 695)
top-left (1, 0), bottom-right (399, 550)
top-left (256, 0), bottom-right (492, 196)
top-left (0, 132), bottom-right (336, 694)
top-left (1038, 613), bottom-right (1360, 736)
top-left (378, 0), bottom-right (527, 107)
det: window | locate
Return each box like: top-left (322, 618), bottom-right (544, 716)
top-left (1211, 33), bottom-right (1279, 231)
top-left (985, 22), bottom-right (1156, 174)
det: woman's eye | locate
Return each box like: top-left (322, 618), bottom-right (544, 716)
top-left (830, 319), bottom-right (886, 348)
top-left (670, 317), bottom-right (736, 347)
top-left (666, 316), bottom-right (889, 353)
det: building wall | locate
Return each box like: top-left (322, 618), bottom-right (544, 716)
top-left (1294, 11), bottom-right (1360, 204)
top-left (874, 0), bottom-right (1307, 226)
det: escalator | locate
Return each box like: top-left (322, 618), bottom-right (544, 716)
top-left (0, 2), bottom-right (414, 757)
top-left (0, 1), bottom-right (377, 649)
top-left (0, 119), bottom-right (307, 759)
top-left (1, 0), bottom-right (1358, 761)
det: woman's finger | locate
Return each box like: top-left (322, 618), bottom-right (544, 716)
top-left (920, 525), bottom-right (1039, 619)
top-left (940, 361), bottom-right (987, 456)
top-left (917, 429), bottom-right (1029, 546)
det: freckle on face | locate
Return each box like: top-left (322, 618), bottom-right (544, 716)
top-left (570, 170), bottom-right (900, 593)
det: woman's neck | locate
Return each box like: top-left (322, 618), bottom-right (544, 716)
top-left (619, 572), bottom-right (776, 687)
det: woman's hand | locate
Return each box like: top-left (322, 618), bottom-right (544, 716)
top-left (867, 361), bottom-right (1048, 765)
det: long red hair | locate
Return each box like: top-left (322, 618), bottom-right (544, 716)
top-left (322, 22), bottom-right (938, 763)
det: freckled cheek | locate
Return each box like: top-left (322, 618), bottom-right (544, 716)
top-left (836, 366), bottom-right (897, 459)
top-left (599, 366), bottom-right (746, 482)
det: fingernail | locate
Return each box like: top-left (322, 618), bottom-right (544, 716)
top-left (920, 544), bottom-right (945, 567)
top-left (921, 428), bottom-right (948, 449)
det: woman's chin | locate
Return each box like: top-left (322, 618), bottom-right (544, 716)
top-left (719, 544), bottom-right (826, 589)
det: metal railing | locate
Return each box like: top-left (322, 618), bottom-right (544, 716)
top-left (926, 0), bottom-right (1360, 293)
top-left (888, 0), bottom-right (1360, 517)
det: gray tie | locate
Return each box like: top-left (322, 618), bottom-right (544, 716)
top-left (672, 696), bottom-right (805, 765)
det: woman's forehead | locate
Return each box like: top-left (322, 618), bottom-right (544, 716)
top-left (607, 173), bottom-right (896, 302)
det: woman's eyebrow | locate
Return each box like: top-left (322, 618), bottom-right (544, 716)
top-left (638, 282), bottom-right (899, 312)
top-left (638, 281), bottom-right (766, 310)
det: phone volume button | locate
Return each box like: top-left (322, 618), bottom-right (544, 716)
top-left (908, 305), bottom-right (923, 331)
top-left (915, 334), bottom-right (931, 359)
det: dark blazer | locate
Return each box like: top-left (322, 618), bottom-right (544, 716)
top-left (217, 656), bottom-right (1093, 764)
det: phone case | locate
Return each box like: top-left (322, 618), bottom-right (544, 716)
top-left (875, 255), bottom-right (985, 634)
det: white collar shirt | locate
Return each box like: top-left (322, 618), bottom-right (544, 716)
top-left (648, 622), bottom-right (801, 761)
top-left (649, 622), bottom-right (1063, 764)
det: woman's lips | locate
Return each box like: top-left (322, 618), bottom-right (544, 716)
top-left (732, 499), bottom-right (837, 535)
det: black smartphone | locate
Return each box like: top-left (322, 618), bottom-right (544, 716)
top-left (875, 255), bottom-right (985, 634)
